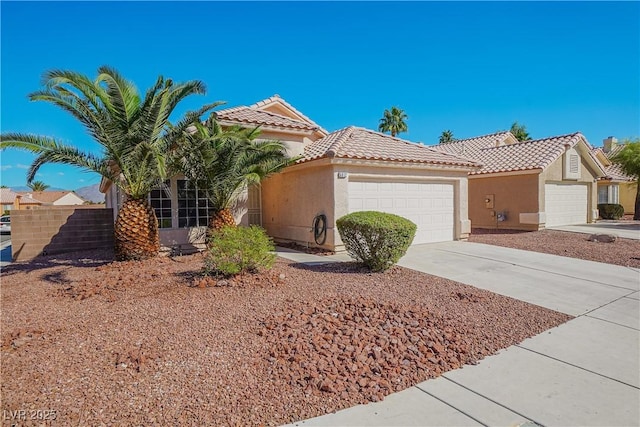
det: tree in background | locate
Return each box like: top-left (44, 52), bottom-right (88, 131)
top-left (1, 66), bottom-right (217, 260)
top-left (510, 121), bottom-right (531, 142)
top-left (438, 130), bottom-right (456, 144)
top-left (611, 138), bottom-right (640, 220)
top-left (27, 180), bottom-right (49, 191)
top-left (378, 106), bottom-right (408, 137)
top-left (171, 116), bottom-right (293, 233)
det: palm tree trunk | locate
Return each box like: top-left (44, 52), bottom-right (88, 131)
top-left (114, 198), bottom-right (160, 261)
top-left (208, 209), bottom-right (236, 231)
top-left (634, 179), bottom-right (640, 220)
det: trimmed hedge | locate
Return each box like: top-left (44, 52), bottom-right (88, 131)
top-left (205, 225), bottom-right (276, 277)
top-left (598, 203), bottom-right (624, 220)
top-left (336, 211), bottom-right (416, 272)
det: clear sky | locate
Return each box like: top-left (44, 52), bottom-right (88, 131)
top-left (1, 1), bottom-right (639, 190)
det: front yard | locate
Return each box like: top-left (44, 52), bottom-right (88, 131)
top-left (1, 249), bottom-right (569, 426)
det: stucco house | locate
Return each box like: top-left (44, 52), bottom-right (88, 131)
top-left (434, 131), bottom-right (606, 230)
top-left (1, 188), bottom-right (42, 212)
top-left (103, 95), bottom-right (480, 251)
top-left (18, 191), bottom-right (87, 206)
top-left (593, 137), bottom-right (636, 215)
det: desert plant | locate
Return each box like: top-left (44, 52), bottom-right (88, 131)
top-left (0, 66), bottom-right (218, 260)
top-left (336, 211), bottom-right (416, 272)
top-left (204, 225), bottom-right (276, 277)
top-left (598, 203), bottom-right (624, 220)
top-left (171, 116), bottom-right (293, 231)
top-left (28, 180), bottom-right (49, 191)
top-left (378, 106), bottom-right (408, 137)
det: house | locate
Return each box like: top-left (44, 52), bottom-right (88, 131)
top-left (593, 137), bottom-right (636, 215)
top-left (103, 95), bottom-right (480, 251)
top-left (17, 190), bottom-right (87, 206)
top-left (1, 188), bottom-right (42, 212)
top-left (434, 131), bottom-right (606, 230)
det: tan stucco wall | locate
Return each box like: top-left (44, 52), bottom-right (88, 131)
top-left (261, 162), bottom-right (336, 249)
top-left (262, 160), bottom-right (472, 251)
top-left (620, 181), bottom-right (637, 214)
top-left (541, 152), bottom-right (599, 222)
top-left (469, 172), bottom-right (541, 230)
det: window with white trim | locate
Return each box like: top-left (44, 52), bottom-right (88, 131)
top-left (598, 184), bottom-right (620, 204)
top-left (177, 179), bottom-right (214, 227)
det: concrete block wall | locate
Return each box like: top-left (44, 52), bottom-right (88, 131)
top-left (10, 207), bottom-right (114, 261)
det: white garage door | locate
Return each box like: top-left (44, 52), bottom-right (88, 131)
top-left (348, 180), bottom-right (454, 244)
top-left (545, 183), bottom-right (588, 227)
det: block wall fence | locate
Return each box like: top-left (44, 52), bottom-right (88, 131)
top-left (10, 207), bottom-right (114, 262)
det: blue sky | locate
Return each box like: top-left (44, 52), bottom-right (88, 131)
top-left (1, 1), bottom-right (639, 190)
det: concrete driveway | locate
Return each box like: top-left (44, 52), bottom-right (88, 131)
top-left (549, 221), bottom-right (640, 240)
top-left (285, 241), bottom-right (639, 427)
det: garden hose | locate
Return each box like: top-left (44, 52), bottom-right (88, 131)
top-left (312, 214), bottom-right (327, 245)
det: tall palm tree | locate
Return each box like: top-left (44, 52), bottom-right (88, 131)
top-left (439, 130), bottom-right (455, 144)
top-left (171, 116), bottom-right (293, 232)
top-left (1, 66), bottom-right (217, 260)
top-left (378, 106), bottom-right (408, 137)
top-left (28, 180), bottom-right (50, 191)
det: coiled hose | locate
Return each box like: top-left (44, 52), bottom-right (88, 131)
top-left (312, 214), bottom-right (327, 245)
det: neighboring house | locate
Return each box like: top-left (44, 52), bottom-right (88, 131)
top-left (434, 131), bottom-right (606, 230)
top-left (593, 137), bottom-right (636, 215)
top-left (18, 191), bottom-right (87, 206)
top-left (103, 95), bottom-right (480, 251)
top-left (0, 188), bottom-right (42, 212)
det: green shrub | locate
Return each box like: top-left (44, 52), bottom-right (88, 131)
top-left (598, 203), bottom-right (624, 220)
top-left (336, 211), bottom-right (416, 272)
top-left (204, 225), bottom-right (276, 277)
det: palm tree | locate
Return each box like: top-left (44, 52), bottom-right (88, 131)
top-left (612, 139), bottom-right (640, 220)
top-left (28, 180), bottom-right (50, 191)
top-left (510, 121), bottom-right (531, 142)
top-left (171, 116), bottom-right (293, 232)
top-left (439, 130), bottom-right (455, 144)
top-left (378, 106), bottom-right (408, 137)
top-left (1, 66), bottom-right (217, 260)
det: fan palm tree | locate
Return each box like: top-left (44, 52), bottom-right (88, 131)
top-left (28, 180), bottom-right (50, 191)
top-left (439, 130), bottom-right (455, 144)
top-left (378, 106), bottom-right (408, 137)
top-left (171, 116), bottom-right (294, 233)
top-left (0, 66), bottom-right (218, 260)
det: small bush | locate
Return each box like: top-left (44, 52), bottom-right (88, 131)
top-left (204, 225), bottom-right (276, 277)
top-left (598, 203), bottom-right (624, 220)
top-left (336, 211), bottom-right (416, 272)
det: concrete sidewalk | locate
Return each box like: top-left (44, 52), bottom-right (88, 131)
top-left (278, 242), bottom-right (640, 427)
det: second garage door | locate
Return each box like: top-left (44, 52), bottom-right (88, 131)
top-left (348, 180), bottom-right (454, 244)
top-left (544, 183), bottom-right (588, 227)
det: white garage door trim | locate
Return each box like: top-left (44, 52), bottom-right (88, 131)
top-left (348, 180), bottom-right (454, 244)
top-left (544, 183), bottom-right (588, 227)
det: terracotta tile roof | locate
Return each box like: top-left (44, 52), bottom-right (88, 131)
top-left (601, 144), bottom-right (636, 181)
top-left (17, 191), bottom-right (83, 204)
top-left (434, 131), bottom-right (602, 176)
top-left (215, 95), bottom-right (327, 134)
top-left (302, 126), bottom-right (479, 168)
top-left (250, 95), bottom-right (327, 134)
top-left (0, 188), bottom-right (42, 205)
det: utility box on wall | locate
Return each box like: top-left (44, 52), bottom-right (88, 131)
top-left (484, 194), bottom-right (495, 209)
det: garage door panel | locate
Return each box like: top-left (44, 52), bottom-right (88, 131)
top-left (348, 180), bottom-right (454, 244)
top-left (545, 184), bottom-right (588, 227)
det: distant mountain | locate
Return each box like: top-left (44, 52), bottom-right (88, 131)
top-left (75, 183), bottom-right (104, 204)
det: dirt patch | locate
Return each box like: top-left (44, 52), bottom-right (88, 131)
top-left (469, 228), bottom-right (640, 267)
top-left (1, 252), bottom-right (570, 426)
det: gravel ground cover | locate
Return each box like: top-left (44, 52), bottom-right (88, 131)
top-left (1, 250), bottom-right (570, 426)
top-left (468, 228), bottom-right (640, 267)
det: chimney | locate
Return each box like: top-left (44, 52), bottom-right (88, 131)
top-left (603, 136), bottom-right (617, 153)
